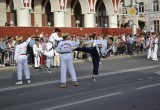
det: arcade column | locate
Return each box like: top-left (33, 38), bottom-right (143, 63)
top-left (16, 9), bottom-right (30, 26)
top-left (54, 11), bottom-right (65, 27)
top-left (84, 13), bottom-right (95, 27)
top-left (109, 15), bottom-right (118, 28)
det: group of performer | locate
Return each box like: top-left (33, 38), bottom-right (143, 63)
top-left (14, 29), bottom-right (159, 88)
top-left (13, 28), bottom-right (114, 87)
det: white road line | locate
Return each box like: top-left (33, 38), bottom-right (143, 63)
top-left (0, 65), bottom-right (160, 92)
top-left (42, 92), bottom-right (123, 110)
top-left (0, 80), bottom-right (60, 92)
top-left (99, 65), bottom-right (160, 77)
top-left (136, 83), bottom-right (160, 90)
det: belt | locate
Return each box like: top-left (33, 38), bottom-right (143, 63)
top-left (20, 54), bottom-right (26, 55)
top-left (61, 52), bottom-right (71, 54)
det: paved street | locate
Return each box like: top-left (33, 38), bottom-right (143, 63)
top-left (0, 55), bottom-right (160, 110)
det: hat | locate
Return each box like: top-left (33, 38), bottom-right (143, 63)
top-left (62, 32), bottom-right (69, 38)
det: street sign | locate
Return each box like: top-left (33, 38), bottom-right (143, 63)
top-left (129, 7), bottom-right (136, 16)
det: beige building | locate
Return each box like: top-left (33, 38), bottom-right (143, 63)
top-left (119, 0), bottom-right (160, 32)
top-left (0, 0), bottom-right (159, 32)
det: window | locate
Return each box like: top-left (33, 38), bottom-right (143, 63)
top-left (139, 2), bottom-right (144, 13)
top-left (154, 20), bottom-right (159, 32)
top-left (153, 0), bottom-right (159, 11)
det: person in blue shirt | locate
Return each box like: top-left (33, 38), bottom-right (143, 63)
top-left (28, 37), bottom-right (35, 64)
top-left (0, 38), bottom-right (6, 65)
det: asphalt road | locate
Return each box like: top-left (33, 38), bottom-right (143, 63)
top-left (0, 55), bottom-right (160, 110)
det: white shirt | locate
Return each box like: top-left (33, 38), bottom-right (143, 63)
top-left (56, 40), bottom-right (80, 54)
top-left (44, 41), bottom-right (55, 57)
top-left (33, 43), bottom-right (43, 57)
top-left (49, 32), bottom-right (63, 45)
top-left (14, 38), bottom-right (31, 61)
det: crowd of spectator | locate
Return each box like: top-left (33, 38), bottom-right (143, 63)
top-left (0, 31), bottom-right (160, 68)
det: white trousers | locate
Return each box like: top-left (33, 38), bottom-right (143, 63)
top-left (46, 56), bottom-right (53, 69)
top-left (60, 53), bottom-right (77, 83)
top-left (34, 56), bottom-right (40, 67)
top-left (147, 48), bottom-right (152, 59)
top-left (17, 56), bottom-right (30, 80)
top-left (152, 45), bottom-right (158, 60)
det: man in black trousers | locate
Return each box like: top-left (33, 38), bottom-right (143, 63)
top-left (74, 37), bottom-right (113, 83)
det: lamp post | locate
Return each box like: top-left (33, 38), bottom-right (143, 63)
top-left (48, 22), bottom-right (51, 27)
top-left (104, 24), bottom-right (107, 28)
top-left (95, 23), bottom-right (98, 28)
top-left (76, 20), bottom-right (80, 27)
top-left (10, 21), bottom-right (14, 26)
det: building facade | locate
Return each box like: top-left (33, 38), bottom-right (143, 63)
top-left (119, 0), bottom-right (160, 32)
top-left (0, 0), bottom-right (159, 32)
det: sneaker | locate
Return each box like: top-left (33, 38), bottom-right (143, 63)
top-left (15, 81), bottom-right (23, 85)
top-left (91, 76), bottom-right (96, 83)
top-left (73, 81), bottom-right (79, 86)
top-left (27, 80), bottom-right (31, 84)
top-left (60, 83), bottom-right (67, 88)
top-left (45, 67), bottom-right (51, 73)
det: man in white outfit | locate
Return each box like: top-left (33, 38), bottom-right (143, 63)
top-left (151, 33), bottom-right (159, 61)
top-left (56, 32), bottom-right (80, 88)
top-left (146, 33), bottom-right (153, 59)
top-left (44, 28), bottom-right (62, 73)
top-left (14, 35), bottom-right (34, 84)
top-left (33, 39), bottom-right (43, 69)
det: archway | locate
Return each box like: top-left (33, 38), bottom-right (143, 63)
top-left (7, 0), bottom-right (17, 26)
top-left (96, 0), bottom-right (108, 27)
top-left (42, 0), bottom-right (53, 27)
top-left (71, 0), bottom-right (83, 27)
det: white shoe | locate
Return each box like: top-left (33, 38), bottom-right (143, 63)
top-left (45, 67), bottom-right (51, 73)
top-left (91, 76), bottom-right (96, 83)
top-left (27, 80), bottom-right (31, 84)
top-left (15, 81), bottom-right (23, 85)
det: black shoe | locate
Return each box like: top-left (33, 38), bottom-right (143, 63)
top-left (91, 76), bottom-right (96, 83)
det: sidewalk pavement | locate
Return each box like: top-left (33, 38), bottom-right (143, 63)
top-left (0, 55), bottom-right (132, 71)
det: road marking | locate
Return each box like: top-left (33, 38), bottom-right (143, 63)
top-left (155, 71), bottom-right (160, 75)
top-left (0, 80), bottom-right (60, 92)
top-left (136, 83), bottom-right (160, 90)
top-left (99, 65), bottom-right (160, 77)
top-left (42, 92), bottom-right (123, 110)
top-left (0, 65), bottom-right (160, 92)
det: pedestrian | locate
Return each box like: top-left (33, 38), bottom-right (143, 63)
top-left (74, 37), bottom-right (113, 83)
top-left (14, 35), bottom-right (34, 84)
top-left (56, 32), bottom-right (80, 88)
top-left (33, 39), bottom-right (43, 69)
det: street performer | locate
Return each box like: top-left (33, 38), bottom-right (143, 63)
top-left (56, 32), bottom-right (80, 88)
top-left (44, 28), bottom-right (63, 73)
top-left (14, 34), bottom-right (35, 84)
top-left (74, 37), bottom-right (113, 83)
